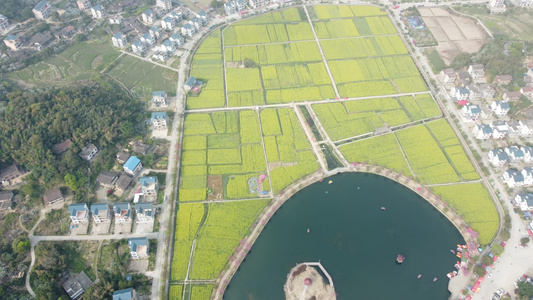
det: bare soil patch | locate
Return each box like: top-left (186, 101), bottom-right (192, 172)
top-left (207, 175), bottom-right (223, 201)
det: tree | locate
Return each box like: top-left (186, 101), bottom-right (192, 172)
top-left (518, 281), bottom-right (533, 297)
top-left (481, 254), bottom-right (493, 266)
top-left (64, 173), bottom-right (79, 191)
top-left (491, 244), bottom-right (504, 256)
top-left (473, 265), bottom-right (486, 277)
top-left (12, 237), bottom-right (30, 254)
top-left (120, 121), bottom-right (135, 138)
top-left (521, 237), bottom-right (530, 245)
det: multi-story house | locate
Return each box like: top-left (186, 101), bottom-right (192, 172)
top-left (69, 203), bottom-right (89, 224)
top-left (128, 238), bottom-right (149, 259)
top-left (113, 202), bottom-right (131, 223)
top-left (4, 35), bottom-right (22, 51)
top-left (33, 1), bottom-right (52, 20)
top-left (123, 156), bottom-right (142, 176)
top-left (0, 14), bottom-right (9, 31)
top-left (112, 32), bottom-right (127, 48)
top-left (490, 101), bottom-right (510, 116)
top-left (135, 202), bottom-right (154, 223)
top-left (91, 4), bottom-right (105, 19)
top-left (90, 203), bottom-right (112, 223)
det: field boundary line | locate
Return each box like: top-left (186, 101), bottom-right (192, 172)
top-left (256, 109), bottom-right (275, 196)
top-left (392, 131), bottom-right (416, 179)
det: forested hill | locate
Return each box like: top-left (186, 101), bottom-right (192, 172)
top-left (0, 83), bottom-right (143, 182)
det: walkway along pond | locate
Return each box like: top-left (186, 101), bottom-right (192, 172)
top-left (212, 164), bottom-right (480, 299)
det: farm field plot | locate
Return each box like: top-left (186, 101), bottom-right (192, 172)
top-left (169, 285), bottom-right (183, 299)
top-left (179, 111), bottom-right (269, 201)
top-left (431, 183), bottom-right (498, 245)
top-left (170, 204), bottom-right (204, 281)
top-left (225, 41), bottom-right (322, 64)
top-left (192, 200), bottom-right (270, 279)
top-left (9, 39), bottom-right (119, 85)
top-left (328, 56), bottom-right (421, 83)
top-left (339, 134), bottom-right (413, 176)
top-left (395, 124), bottom-right (460, 184)
top-left (187, 30), bottom-right (225, 109)
top-left (191, 285), bottom-right (214, 300)
top-left (308, 5), bottom-right (386, 20)
top-left (260, 108), bottom-right (319, 193)
top-left (107, 55), bottom-right (177, 98)
top-left (320, 35), bottom-right (408, 59)
top-left (398, 95), bottom-right (439, 121)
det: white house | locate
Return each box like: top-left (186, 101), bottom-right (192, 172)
top-left (113, 202), bottom-right (131, 223)
top-left (109, 15), bottom-right (122, 24)
top-left (112, 32), bottom-right (127, 48)
top-left (33, 1), bottom-right (52, 20)
top-left (503, 91), bottom-right (522, 102)
top-left (169, 33), bottom-right (184, 48)
top-left (522, 167), bottom-right (533, 185)
top-left (152, 51), bottom-right (168, 62)
top-left (151, 112), bottom-right (167, 129)
top-left (490, 121), bottom-right (509, 139)
top-left (473, 124), bottom-right (493, 140)
top-left (450, 87), bottom-right (470, 101)
top-left (502, 169), bottom-right (525, 188)
top-left (506, 120), bottom-right (521, 137)
top-left (90, 203), bottom-right (111, 223)
top-left (181, 23), bottom-right (195, 37)
top-left (141, 32), bottom-right (155, 46)
top-left (468, 64), bottom-right (485, 81)
top-left (123, 156), bottom-right (142, 176)
top-left (156, 0), bottom-right (172, 11)
top-left (149, 25), bottom-right (161, 39)
top-left (135, 202), bottom-right (154, 223)
top-left (488, 149), bottom-right (509, 166)
top-left (479, 84), bottom-right (496, 99)
top-left (128, 238), bottom-right (149, 259)
top-left (197, 10), bottom-right (208, 25)
top-left (76, 0), bottom-right (91, 11)
top-left (79, 143), bottom-right (98, 161)
top-left (505, 146), bottom-right (524, 161)
top-left (161, 16), bottom-right (175, 30)
top-left (224, 0), bottom-right (246, 15)
top-left (190, 17), bottom-right (201, 30)
top-left (514, 193), bottom-right (533, 211)
top-left (69, 203), bottom-right (89, 224)
top-left (161, 39), bottom-right (175, 53)
top-left (0, 14), bottom-right (9, 32)
top-left (507, 120), bottom-right (533, 137)
top-left (169, 10), bottom-right (183, 22)
top-left (142, 9), bottom-right (155, 24)
top-left (91, 4), bottom-right (105, 19)
top-left (461, 104), bottom-right (481, 122)
top-left (466, 84), bottom-right (482, 101)
top-left (152, 91), bottom-right (167, 107)
top-left (490, 101), bottom-right (510, 116)
top-left (522, 146), bottom-right (533, 163)
top-left (132, 40), bottom-right (146, 55)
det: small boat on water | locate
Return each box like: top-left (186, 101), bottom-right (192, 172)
top-left (450, 249), bottom-right (455, 254)
top-left (417, 274), bottom-right (422, 279)
top-left (396, 254), bottom-right (405, 264)
top-left (433, 277), bottom-right (438, 282)
top-left (447, 271), bottom-right (458, 279)
top-left (381, 207), bottom-right (386, 211)
top-left (328, 180), bottom-right (333, 184)
top-left (307, 228), bottom-right (310, 233)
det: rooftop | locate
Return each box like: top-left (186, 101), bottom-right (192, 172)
top-left (124, 156), bottom-right (141, 171)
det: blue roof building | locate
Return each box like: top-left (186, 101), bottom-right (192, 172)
top-left (68, 203), bottom-right (89, 224)
top-left (123, 156), bottom-right (142, 176)
top-left (113, 288), bottom-right (135, 300)
top-left (128, 237), bottom-right (149, 259)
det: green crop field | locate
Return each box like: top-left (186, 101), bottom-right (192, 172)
top-left (191, 285), bottom-right (214, 300)
top-left (431, 183), bottom-right (498, 245)
top-left (191, 200), bottom-right (270, 279)
top-left (171, 203), bottom-right (204, 281)
top-left (169, 285), bottom-right (183, 299)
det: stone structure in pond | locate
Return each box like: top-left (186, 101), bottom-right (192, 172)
top-left (284, 262), bottom-right (336, 300)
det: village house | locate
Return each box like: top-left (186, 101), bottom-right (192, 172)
top-left (224, 0), bottom-right (246, 15)
top-left (132, 39), bottom-right (146, 55)
top-left (4, 35), bottom-right (22, 51)
top-left (152, 50), bottom-right (168, 62)
top-left (69, 203), bottom-right (89, 224)
top-left (43, 188), bottom-right (64, 206)
top-left (109, 15), bottom-right (123, 24)
top-left (181, 23), bottom-right (195, 37)
top-left (123, 156), bottom-right (142, 176)
top-left (493, 75), bottom-right (513, 85)
top-left (0, 14), bottom-right (9, 32)
top-left (249, 0), bottom-right (275, 8)
top-left (473, 124), bottom-right (493, 140)
top-left (480, 105), bottom-right (493, 119)
top-left (523, 146), bottom-right (533, 163)
top-left (141, 9), bottom-right (156, 24)
top-left (157, 0), bottom-right (172, 11)
top-left (115, 173), bottom-right (133, 194)
top-left (79, 143), bottom-right (99, 161)
top-left (506, 120), bottom-right (521, 137)
top-left (184, 76), bottom-right (197, 92)
top-left (139, 176), bottom-right (159, 197)
top-left (76, 0), bottom-right (91, 11)
top-left (197, 10), bottom-right (208, 25)
top-left (489, 0), bottom-right (507, 13)
top-left (151, 112), bottom-right (168, 129)
top-left (132, 142), bottom-right (149, 155)
top-left (113, 202), bottom-right (131, 223)
top-left (112, 32), bottom-right (127, 48)
top-left (113, 288), bottom-right (138, 300)
top-left (520, 86), bottom-right (533, 96)
top-left (490, 120), bottom-right (509, 139)
top-left (190, 17), bottom-right (201, 30)
top-left (57, 26), bottom-right (77, 40)
top-left (461, 104), bottom-right (481, 122)
top-left (140, 32), bottom-right (155, 47)
top-left (161, 39), bottom-right (175, 53)
top-left (161, 16), bottom-right (175, 30)
top-left (52, 139), bottom-right (72, 154)
top-left (503, 91), bottom-right (522, 102)
top-left (128, 238), bottom-right (149, 259)
top-left (506, 120), bottom-right (533, 137)
top-left (33, 1), bottom-right (52, 20)
top-left (513, 0), bottom-right (533, 7)
top-left (502, 169), bottom-right (525, 187)
top-left (91, 4), bottom-right (105, 19)
top-left (116, 151), bottom-right (131, 164)
top-left (170, 10), bottom-right (183, 22)
top-left (135, 202), bottom-right (154, 223)
top-left (0, 191), bottom-right (13, 210)
top-left (29, 32), bottom-right (54, 51)
top-left (455, 71), bottom-right (471, 86)
top-left (169, 33), bottom-right (184, 47)
top-left (450, 87), bottom-right (470, 101)
top-left (490, 101), bottom-right (510, 116)
top-left (514, 193), bottom-right (533, 211)
top-left (149, 25), bottom-right (161, 39)
top-left (151, 91), bottom-right (167, 107)
top-left (0, 164), bottom-right (27, 187)
top-left (523, 167), bottom-right (533, 185)
top-left (96, 171), bottom-right (119, 188)
top-left (468, 64), bottom-right (485, 82)
top-left (479, 84), bottom-right (496, 100)
top-left (466, 84), bottom-right (482, 100)
top-left (90, 203), bottom-right (111, 223)
top-left (488, 149), bottom-right (509, 166)
top-left (505, 145), bottom-right (524, 161)
top-left (62, 272), bottom-right (92, 299)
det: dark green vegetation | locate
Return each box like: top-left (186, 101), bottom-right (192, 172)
top-left (225, 173), bottom-right (464, 299)
top-left (0, 80), bottom-right (143, 199)
top-left (0, 0), bottom-right (33, 22)
top-left (425, 48), bottom-right (447, 73)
